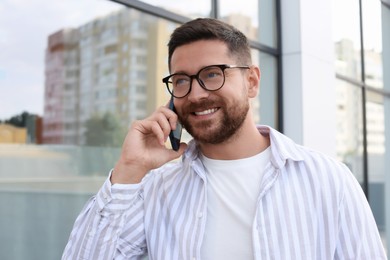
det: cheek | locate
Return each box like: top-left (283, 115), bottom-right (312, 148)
top-left (173, 100), bottom-right (184, 113)
top-left (173, 101), bottom-right (188, 122)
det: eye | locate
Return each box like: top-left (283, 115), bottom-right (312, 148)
top-left (206, 72), bottom-right (219, 78)
top-left (172, 75), bottom-right (190, 87)
top-left (200, 67), bottom-right (223, 80)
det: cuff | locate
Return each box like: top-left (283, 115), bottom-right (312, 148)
top-left (96, 170), bottom-right (142, 212)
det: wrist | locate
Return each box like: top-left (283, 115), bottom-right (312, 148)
top-left (111, 160), bottom-right (149, 184)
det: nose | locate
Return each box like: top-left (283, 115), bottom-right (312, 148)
top-left (187, 77), bottom-right (209, 102)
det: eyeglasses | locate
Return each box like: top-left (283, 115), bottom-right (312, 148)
top-left (162, 64), bottom-right (250, 98)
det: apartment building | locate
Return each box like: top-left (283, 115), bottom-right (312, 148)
top-left (43, 8), bottom-right (173, 145)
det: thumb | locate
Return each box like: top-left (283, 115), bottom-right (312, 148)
top-left (167, 143), bottom-right (188, 160)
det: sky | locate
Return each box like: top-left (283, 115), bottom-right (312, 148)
top-left (0, 0), bottom-right (383, 120)
top-left (0, 0), bottom-right (121, 120)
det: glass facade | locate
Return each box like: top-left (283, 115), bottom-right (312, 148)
top-left (0, 0), bottom-right (280, 259)
top-left (0, 0), bottom-right (389, 258)
top-left (333, 0), bottom-right (390, 246)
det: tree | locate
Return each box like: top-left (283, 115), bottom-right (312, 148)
top-left (84, 112), bottom-right (126, 147)
top-left (5, 111), bottom-right (31, 127)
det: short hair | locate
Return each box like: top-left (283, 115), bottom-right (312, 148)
top-left (167, 18), bottom-right (251, 69)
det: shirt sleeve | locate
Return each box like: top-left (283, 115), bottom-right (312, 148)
top-left (335, 165), bottom-right (387, 259)
top-left (61, 170), bottom-right (148, 260)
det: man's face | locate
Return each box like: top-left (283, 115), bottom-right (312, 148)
top-left (170, 40), bottom-right (251, 144)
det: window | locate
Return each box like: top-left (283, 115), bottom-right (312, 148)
top-left (332, 0), bottom-right (390, 241)
top-left (0, 0), bottom-right (281, 258)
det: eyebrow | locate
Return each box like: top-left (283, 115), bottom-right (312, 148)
top-left (170, 63), bottom-right (227, 75)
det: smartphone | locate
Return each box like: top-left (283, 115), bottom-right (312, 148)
top-left (168, 97), bottom-right (182, 151)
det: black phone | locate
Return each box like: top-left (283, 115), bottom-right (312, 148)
top-left (168, 97), bottom-right (182, 151)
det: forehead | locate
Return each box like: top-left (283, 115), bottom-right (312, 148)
top-left (170, 40), bottom-right (234, 74)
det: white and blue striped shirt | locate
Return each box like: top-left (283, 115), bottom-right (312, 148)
top-left (62, 126), bottom-right (386, 260)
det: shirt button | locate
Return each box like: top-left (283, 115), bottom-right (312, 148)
top-left (197, 212), bottom-right (203, 218)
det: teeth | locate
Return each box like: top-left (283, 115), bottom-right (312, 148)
top-left (195, 108), bottom-right (218, 116)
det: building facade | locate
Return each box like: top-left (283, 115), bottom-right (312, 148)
top-left (42, 0), bottom-right (390, 235)
top-left (25, 0), bottom-right (390, 257)
top-left (43, 9), bottom-right (174, 145)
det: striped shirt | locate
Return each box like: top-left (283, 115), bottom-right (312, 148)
top-left (62, 125), bottom-right (386, 260)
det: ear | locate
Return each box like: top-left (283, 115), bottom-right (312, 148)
top-left (247, 66), bottom-right (261, 98)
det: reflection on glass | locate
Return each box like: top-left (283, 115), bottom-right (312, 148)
top-left (362, 0), bottom-right (383, 89)
top-left (44, 8), bottom-right (179, 146)
top-left (366, 91), bottom-right (386, 231)
top-left (366, 91), bottom-right (385, 156)
top-left (335, 79), bottom-right (364, 183)
top-left (255, 51), bottom-right (278, 128)
top-left (364, 49), bottom-right (383, 89)
top-left (219, 0), bottom-right (259, 41)
top-left (0, 3), bottom-right (180, 259)
top-left (220, 0), bottom-right (277, 47)
top-left (258, 0), bottom-right (277, 47)
top-left (140, 0), bottom-right (211, 18)
top-left (332, 0), bottom-right (361, 80)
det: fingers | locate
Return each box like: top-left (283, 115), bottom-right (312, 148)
top-left (134, 106), bottom-right (180, 147)
top-left (166, 142), bottom-right (188, 160)
top-left (150, 112), bottom-right (172, 143)
top-left (164, 100), bottom-right (180, 130)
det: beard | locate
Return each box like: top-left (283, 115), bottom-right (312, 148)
top-left (178, 96), bottom-right (250, 144)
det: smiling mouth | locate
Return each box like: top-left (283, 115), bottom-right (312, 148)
top-left (193, 108), bottom-right (219, 116)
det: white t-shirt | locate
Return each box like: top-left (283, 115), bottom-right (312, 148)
top-left (200, 147), bottom-right (271, 260)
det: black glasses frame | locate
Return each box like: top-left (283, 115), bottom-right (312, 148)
top-left (162, 64), bottom-right (250, 98)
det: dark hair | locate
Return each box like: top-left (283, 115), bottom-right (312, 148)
top-left (167, 18), bottom-right (251, 69)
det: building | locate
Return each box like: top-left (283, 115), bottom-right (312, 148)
top-left (3, 1), bottom-right (389, 258)
top-left (43, 28), bottom-right (80, 144)
top-left (0, 124), bottom-right (27, 143)
top-left (43, 8), bottom-right (175, 145)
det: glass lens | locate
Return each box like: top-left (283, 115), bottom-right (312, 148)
top-left (199, 66), bottom-right (224, 90)
top-left (169, 74), bottom-right (191, 97)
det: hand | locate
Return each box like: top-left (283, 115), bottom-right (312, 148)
top-left (111, 105), bottom-right (187, 184)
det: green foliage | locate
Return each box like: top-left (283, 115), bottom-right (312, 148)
top-left (5, 111), bottom-right (32, 127)
top-left (84, 112), bottom-right (126, 147)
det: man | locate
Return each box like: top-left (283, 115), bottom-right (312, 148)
top-left (62, 18), bottom-right (386, 259)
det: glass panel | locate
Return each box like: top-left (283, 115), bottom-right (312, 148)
top-left (332, 0), bottom-right (362, 80)
top-left (366, 91), bottom-right (386, 233)
top-left (0, 2), bottom-right (180, 259)
top-left (44, 9), bottom-right (179, 146)
top-left (258, 0), bottom-right (277, 47)
top-left (140, 0), bottom-right (211, 18)
top-left (335, 79), bottom-right (364, 184)
top-left (219, 0), bottom-right (277, 48)
top-left (362, 0), bottom-right (383, 89)
top-left (382, 3), bottom-right (390, 253)
top-left (219, 0), bottom-right (259, 42)
top-left (253, 51), bottom-right (278, 128)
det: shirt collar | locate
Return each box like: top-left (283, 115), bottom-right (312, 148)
top-left (257, 125), bottom-right (304, 169)
top-left (182, 125), bottom-right (304, 169)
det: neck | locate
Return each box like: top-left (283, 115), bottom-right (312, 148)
top-left (198, 122), bottom-right (270, 160)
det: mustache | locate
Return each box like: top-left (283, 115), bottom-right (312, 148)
top-left (183, 99), bottom-right (221, 113)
